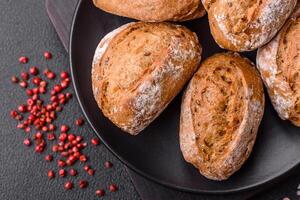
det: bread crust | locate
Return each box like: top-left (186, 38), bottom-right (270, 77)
top-left (180, 52), bottom-right (265, 180)
top-left (92, 22), bottom-right (202, 135)
top-left (92, 0), bottom-right (206, 22)
top-left (257, 4), bottom-right (300, 127)
top-left (202, 0), bottom-right (297, 52)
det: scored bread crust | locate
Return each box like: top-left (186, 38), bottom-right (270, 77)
top-left (257, 4), bottom-right (300, 127)
top-left (202, 0), bottom-right (297, 52)
top-left (92, 0), bottom-right (206, 22)
top-left (92, 22), bottom-right (202, 135)
top-left (180, 52), bottom-right (265, 180)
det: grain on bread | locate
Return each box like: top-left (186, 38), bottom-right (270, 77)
top-left (92, 22), bottom-right (202, 135)
top-left (257, 3), bottom-right (300, 127)
top-left (202, 0), bottom-right (297, 51)
top-left (92, 0), bottom-right (206, 22)
top-left (180, 52), bottom-right (265, 180)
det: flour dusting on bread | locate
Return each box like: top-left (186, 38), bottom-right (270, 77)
top-left (257, 35), bottom-right (293, 119)
top-left (127, 36), bottom-right (200, 134)
top-left (92, 22), bottom-right (201, 135)
top-left (92, 23), bottom-right (133, 68)
top-left (257, 4), bottom-right (300, 126)
top-left (251, 0), bottom-right (296, 49)
top-left (208, 0), bottom-right (297, 51)
top-left (92, 23), bottom-right (133, 97)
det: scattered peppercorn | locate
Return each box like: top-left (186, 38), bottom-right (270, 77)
top-left (45, 154), bottom-right (53, 162)
top-left (23, 138), bottom-right (31, 146)
top-left (78, 180), bottom-right (88, 189)
top-left (104, 161), bottom-right (113, 169)
top-left (29, 66), bottom-right (39, 75)
top-left (19, 80), bottom-right (28, 88)
top-left (87, 169), bottom-right (95, 176)
top-left (95, 189), bottom-right (105, 197)
top-left (91, 138), bottom-right (100, 146)
top-left (46, 71), bottom-right (56, 79)
top-left (48, 170), bottom-right (55, 179)
top-left (109, 184), bottom-right (118, 192)
top-left (64, 181), bottom-right (73, 190)
top-left (58, 160), bottom-right (66, 167)
top-left (21, 72), bottom-right (29, 80)
top-left (44, 51), bottom-right (52, 60)
top-left (11, 55), bottom-right (120, 195)
top-left (47, 132), bottom-right (56, 140)
top-left (83, 165), bottom-right (90, 171)
top-left (69, 168), bottom-right (77, 176)
top-left (75, 118), bottom-right (84, 126)
top-left (11, 76), bottom-right (19, 83)
top-left (79, 155), bottom-right (88, 162)
top-left (59, 169), bottom-right (66, 177)
top-left (60, 72), bottom-right (69, 79)
top-left (60, 125), bottom-right (69, 133)
top-left (19, 56), bottom-right (29, 64)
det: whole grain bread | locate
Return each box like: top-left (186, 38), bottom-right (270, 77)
top-left (257, 4), bottom-right (300, 127)
top-left (92, 0), bottom-right (206, 22)
top-left (202, 0), bottom-right (297, 52)
top-left (92, 22), bottom-right (202, 135)
top-left (180, 52), bottom-right (265, 180)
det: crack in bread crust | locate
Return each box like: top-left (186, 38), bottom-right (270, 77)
top-left (92, 22), bottom-right (202, 135)
top-left (180, 52), bottom-right (265, 180)
top-left (191, 64), bottom-right (246, 164)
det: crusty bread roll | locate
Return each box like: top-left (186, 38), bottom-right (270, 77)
top-left (257, 4), bottom-right (300, 127)
top-left (92, 22), bottom-right (202, 135)
top-left (92, 0), bottom-right (206, 22)
top-left (202, 0), bottom-right (297, 52)
top-left (180, 52), bottom-right (265, 180)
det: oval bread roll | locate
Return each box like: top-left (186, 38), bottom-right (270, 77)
top-left (92, 0), bottom-right (206, 22)
top-left (180, 52), bottom-right (265, 180)
top-left (92, 22), bottom-right (202, 135)
top-left (202, 0), bottom-right (297, 52)
top-left (257, 4), bottom-right (300, 127)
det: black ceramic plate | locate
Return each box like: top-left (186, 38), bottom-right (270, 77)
top-left (70, 0), bottom-right (300, 194)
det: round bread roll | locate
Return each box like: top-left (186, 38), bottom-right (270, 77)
top-left (202, 0), bottom-right (297, 52)
top-left (92, 22), bottom-right (202, 135)
top-left (180, 52), bottom-right (265, 180)
top-left (92, 0), bottom-right (206, 22)
top-left (257, 4), bottom-right (300, 127)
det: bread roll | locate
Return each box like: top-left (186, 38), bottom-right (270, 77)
top-left (92, 22), bottom-right (202, 135)
top-left (257, 4), bottom-right (300, 127)
top-left (202, 0), bottom-right (297, 52)
top-left (180, 52), bottom-right (265, 180)
top-left (92, 0), bottom-right (206, 22)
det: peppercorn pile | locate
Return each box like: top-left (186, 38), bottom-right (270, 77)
top-left (9, 52), bottom-right (117, 197)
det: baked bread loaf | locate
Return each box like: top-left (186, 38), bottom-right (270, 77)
top-left (202, 0), bottom-right (297, 52)
top-left (92, 22), bottom-right (202, 135)
top-left (92, 0), bottom-right (206, 22)
top-left (257, 4), bottom-right (300, 127)
top-left (180, 52), bottom-right (265, 180)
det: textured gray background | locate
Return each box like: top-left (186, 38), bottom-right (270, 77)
top-left (0, 0), bottom-right (139, 199)
top-left (0, 0), bottom-right (299, 200)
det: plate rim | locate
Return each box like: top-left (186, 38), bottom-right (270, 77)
top-left (69, 0), bottom-right (300, 194)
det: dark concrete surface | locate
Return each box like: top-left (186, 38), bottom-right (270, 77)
top-left (0, 1), bottom-right (139, 199)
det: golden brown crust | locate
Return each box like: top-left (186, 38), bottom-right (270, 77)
top-left (180, 52), bottom-right (265, 180)
top-left (203, 0), bottom-right (297, 51)
top-left (92, 22), bottom-right (202, 135)
top-left (92, 0), bottom-right (206, 22)
top-left (257, 4), bottom-right (300, 127)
